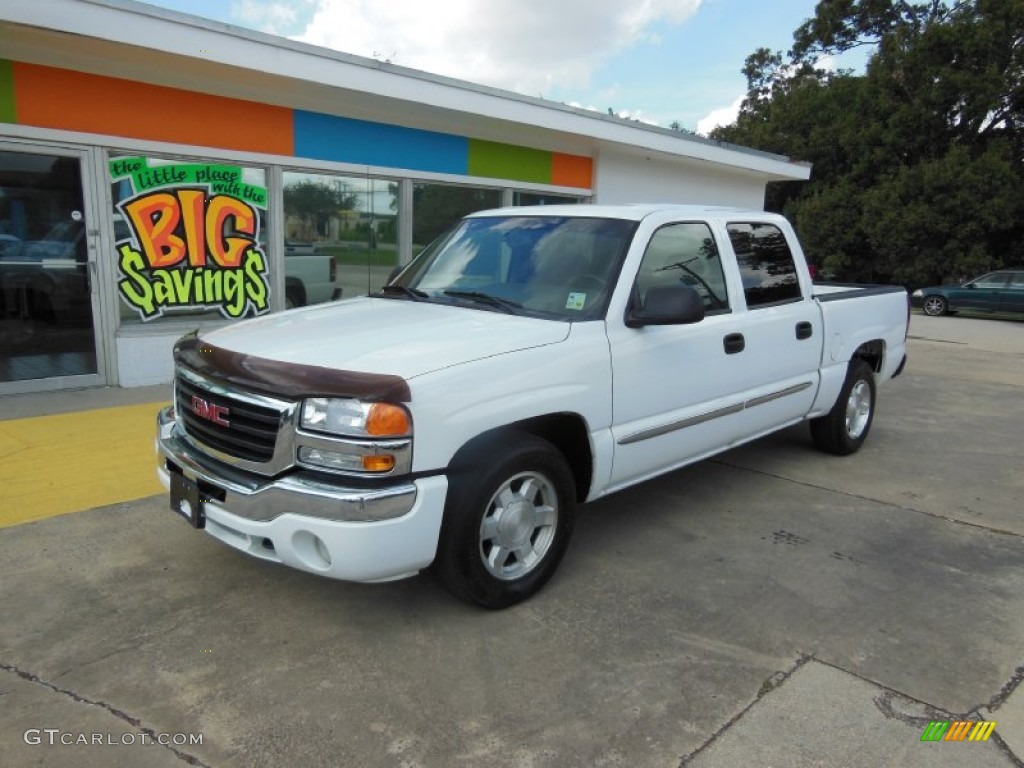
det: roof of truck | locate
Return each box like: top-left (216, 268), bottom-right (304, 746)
top-left (467, 204), bottom-right (786, 222)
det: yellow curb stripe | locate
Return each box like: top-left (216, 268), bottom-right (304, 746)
top-left (0, 402), bottom-right (169, 527)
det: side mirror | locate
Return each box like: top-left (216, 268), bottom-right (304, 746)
top-left (965, 282), bottom-right (976, 289)
top-left (626, 284), bottom-right (705, 328)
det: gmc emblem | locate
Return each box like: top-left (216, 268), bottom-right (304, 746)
top-left (191, 395), bottom-right (230, 427)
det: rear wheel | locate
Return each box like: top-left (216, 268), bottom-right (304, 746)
top-left (810, 359), bottom-right (876, 456)
top-left (285, 279), bottom-right (306, 309)
top-left (922, 295), bottom-right (948, 316)
top-left (435, 434), bottom-right (575, 609)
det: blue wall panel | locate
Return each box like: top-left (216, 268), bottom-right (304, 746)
top-left (293, 111), bottom-right (468, 174)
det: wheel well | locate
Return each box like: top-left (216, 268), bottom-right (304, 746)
top-left (853, 340), bottom-right (885, 373)
top-left (448, 413), bottom-right (594, 503)
top-left (285, 277), bottom-right (306, 305)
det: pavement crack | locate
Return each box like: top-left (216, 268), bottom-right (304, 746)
top-left (677, 654), bottom-right (811, 767)
top-left (992, 735), bottom-right (1024, 768)
top-left (815, 658), bottom-right (1024, 768)
top-left (710, 459), bottom-right (1022, 538)
top-left (979, 664), bottom-right (1024, 713)
top-left (0, 661), bottom-right (211, 767)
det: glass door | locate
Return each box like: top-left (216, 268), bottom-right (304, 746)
top-left (0, 146), bottom-right (104, 390)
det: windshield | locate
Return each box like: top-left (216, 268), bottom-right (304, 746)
top-left (384, 216), bottom-right (637, 320)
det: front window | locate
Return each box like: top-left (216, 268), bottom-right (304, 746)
top-left (412, 182), bottom-right (502, 256)
top-left (634, 223), bottom-right (729, 313)
top-left (389, 215), bottom-right (636, 320)
top-left (282, 171), bottom-right (399, 303)
top-left (513, 192), bottom-right (583, 206)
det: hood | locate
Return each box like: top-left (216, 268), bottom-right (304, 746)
top-left (202, 296), bottom-right (571, 379)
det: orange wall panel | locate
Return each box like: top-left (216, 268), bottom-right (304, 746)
top-left (551, 152), bottom-right (593, 189)
top-left (13, 62), bottom-right (293, 156)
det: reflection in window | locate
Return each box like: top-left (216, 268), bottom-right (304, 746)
top-left (634, 223), bottom-right (729, 312)
top-left (513, 192), bottom-right (583, 206)
top-left (412, 183), bottom-right (501, 255)
top-left (395, 215), bottom-right (634, 321)
top-left (972, 273), bottom-right (1008, 288)
top-left (727, 223), bottom-right (801, 307)
top-left (1, 151), bottom-right (97, 382)
top-left (283, 172), bottom-right (397, 301)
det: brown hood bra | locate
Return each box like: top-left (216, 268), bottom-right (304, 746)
top-left (173, 334), bottom-right (412, 403)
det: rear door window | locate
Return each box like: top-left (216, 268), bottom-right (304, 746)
top-left (727, 223), bottom-right (802, 308)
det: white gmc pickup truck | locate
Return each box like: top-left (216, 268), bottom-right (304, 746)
top-left (157, 205), bottom-right (909, 608)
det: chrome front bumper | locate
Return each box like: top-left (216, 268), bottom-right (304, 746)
top-left (156, 406), bottom-right (417, 523)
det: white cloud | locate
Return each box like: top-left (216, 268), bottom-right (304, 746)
top-left (288, 0), bottom-right (702, 96)
top-left (692, 53), bottom-right (842, 135)
top-left (695, 94), bottom-right (743, 135)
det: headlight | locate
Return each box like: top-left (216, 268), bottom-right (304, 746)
top-left (300, 398), bottom-right (412, 437)
top-left (912, 289), bottom-right (922, 297)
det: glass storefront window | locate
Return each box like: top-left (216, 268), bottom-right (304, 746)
top-left (110, 155), bottom-right (270, 325)
top-left (513, 192), bottom-right (584, 206)
top-left (282, 172), bottom-right (397, 300)
top-left (412, 183), bottom-right (502, 256)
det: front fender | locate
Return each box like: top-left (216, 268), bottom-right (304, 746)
top-left (407, 322), bottom-right (612, 474)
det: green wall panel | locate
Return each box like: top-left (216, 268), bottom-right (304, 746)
top-left (0, 60), bottom-right (16, 124)
top-left (467, 139), bottom-right (551, 184)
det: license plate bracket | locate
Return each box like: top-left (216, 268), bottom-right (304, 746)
top-left (170, 473), bottom-right (206, 529)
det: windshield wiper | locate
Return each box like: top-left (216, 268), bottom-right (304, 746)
top-left (374, 285), bottom-right (429, 300)
top-left (443, 290), bottom-right (523, 312)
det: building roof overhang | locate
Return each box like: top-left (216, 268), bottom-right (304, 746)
top-left (0, 0), bottom-right (811, 182)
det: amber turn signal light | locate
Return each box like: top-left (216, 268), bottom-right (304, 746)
top-left (365, 403), bottom-right (411, 436)
top-left (362, 454), bottom-right (397, 472)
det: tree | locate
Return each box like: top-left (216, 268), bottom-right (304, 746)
top-left (712, 0), bottom-right (1024, 286)
top-left (410, 185), bottom-right (501, 245)
top-left (283, 180), bottom-right (358, 238)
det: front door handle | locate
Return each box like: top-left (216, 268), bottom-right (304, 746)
top-left (723, 333), bottom-right (745, 354)
top-left (796, 321), bottom-right (813, 340)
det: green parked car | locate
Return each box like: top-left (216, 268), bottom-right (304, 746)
top-left (912, 270), bottom-right (1024, 316)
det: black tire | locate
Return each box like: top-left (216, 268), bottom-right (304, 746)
top-left (435, 434), bottom-right (575, 609)
top-left (285, 286), bottom-right (305, 309)
top-left (810, 359), bottom-right (877, 456)
top-left (921, 295), bottom-right (948, 316)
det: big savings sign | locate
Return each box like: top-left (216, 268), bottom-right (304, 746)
top-left (111, 157), bottom-right (270, 320)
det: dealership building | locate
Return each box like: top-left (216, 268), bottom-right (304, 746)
top-left (0, 0), bottom-right (810, 394)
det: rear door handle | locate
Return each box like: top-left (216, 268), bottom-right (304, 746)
top-left (723, 333), bottom-right (745, 354)
top-left (796, 321), bottom-right (813, 340)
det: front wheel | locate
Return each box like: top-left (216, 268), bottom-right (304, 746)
top-left (435, 434), bottom-right (575, 609)
top-left (810, 359), bottom-right (877, 456)
top-left (922, 295), bottom-right (948, 316)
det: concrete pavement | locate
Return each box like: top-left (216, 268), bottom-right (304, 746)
top-left (0, 312), bottom-right (1022, 767)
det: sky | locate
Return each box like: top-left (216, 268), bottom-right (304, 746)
top-left (141, 0), bottom-right (864, 135)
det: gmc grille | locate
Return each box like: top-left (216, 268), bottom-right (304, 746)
top-left (176, 371), bottom-right (284, 463)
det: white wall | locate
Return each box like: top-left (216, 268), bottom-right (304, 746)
top-left (116, 333), bottom-right (180, 387)
top-left (593, 147), bottom-right (769, 209)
